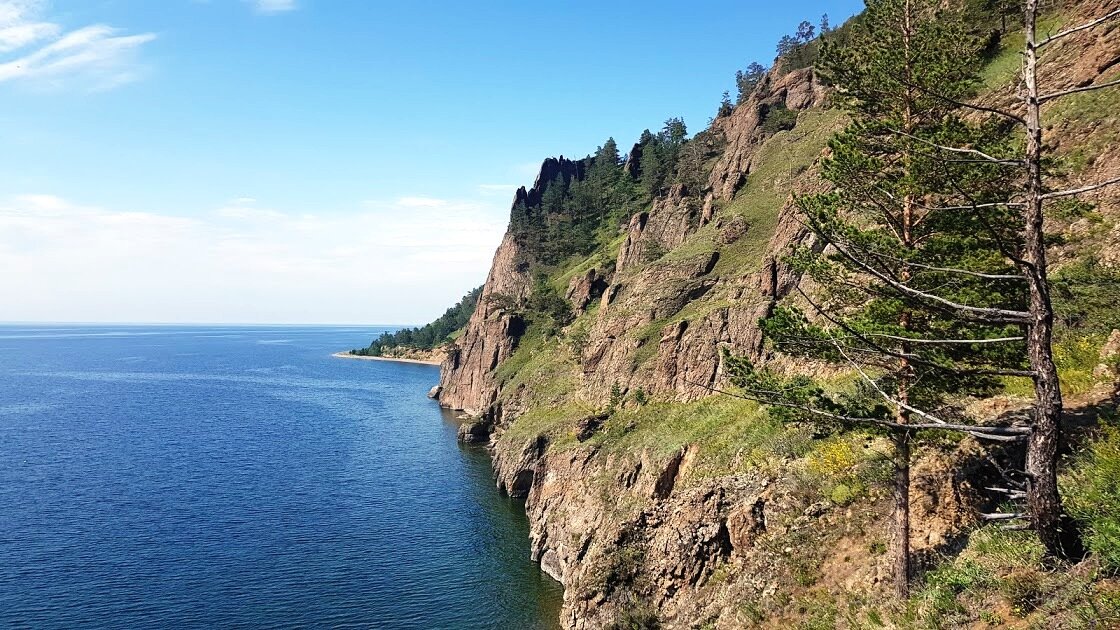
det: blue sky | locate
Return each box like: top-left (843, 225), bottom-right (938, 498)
top-left (0, 0), bottom-right (862, 324)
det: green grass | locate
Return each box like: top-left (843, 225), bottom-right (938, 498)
top-left (1064, 420), bottom-right (1120, 572)
top-left (1048, 64), bottom-right (1120, 171)
top-left (978, 15), bottom-right (1064, 91)
top-left (585, 396), bottom-right (817, 481)
top-left (1001, 332), bottom-right (1114, 398)
top-left (1055, 334), bottom-right (1115, 396)
top-left (910, 497), bottom-right (1120, 629)
top-left (718, 109), bottom-right (846, 277)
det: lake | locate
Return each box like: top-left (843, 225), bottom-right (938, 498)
top-left (0, 325), bottom-right (561, 628)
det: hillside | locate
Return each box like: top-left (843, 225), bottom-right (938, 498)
top-left (418, 1), bottom-right (1120, 627)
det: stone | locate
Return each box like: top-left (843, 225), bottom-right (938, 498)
top-left (575, 414), bottom-right (607, 442)
top-left (717, 215), bottom-right (749, 245)
top-left (457, 420), bottom-right (491, 444)
top-left (566, 269), bottom-right (609, 314)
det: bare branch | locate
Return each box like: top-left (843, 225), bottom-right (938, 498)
top-left (685, 378), bottom-right (1027, 441)
top-left (831, 334), bottom-right (955, 428)
top-left (887, 258), bottom-right (1027, 281)
top-left (827, 335), bottom-right (1025, 440)
top-left (981, 512), bottom-right (1028, 521)
top-left (986, 487), bottom-right (1028, 499)
top-left (1041, 175), bottom-right (1120, 200)
top-left (866, 334), bottom-right (1025, 346)
top-left (826, 239), bottom-right (1032, 324)
top-left (912, 201), bottom-right (1025, 211)
top-left (826, 215), bottom-right (1026, 281)
top-left (887, 71), bottom-right (1026, 124)
top-left (1041, 78), bottom-right (1120, 103)
top-left (887, 127), bottom-right (1022, 166)
top-left (1038, 9), bottom-right (1120, 47)
top-left (791, 287), bottom-right (1035, 378)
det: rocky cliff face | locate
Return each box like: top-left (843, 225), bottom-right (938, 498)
top-left (436, 157), bottom-right (587, 414)
top-left (431, 8), bottom-right (1120, 625)
top-left (433, 63), bottom-right (845, 626)
top-left (435, 232), bottom-right (531, 415)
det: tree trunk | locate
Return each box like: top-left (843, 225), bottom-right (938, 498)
top-left (891, 0), bottom-right (915, 599)
top-left (1021, 0), bottom-right (1082, 559)
top-left (892, 430), bottom-right (911, 599)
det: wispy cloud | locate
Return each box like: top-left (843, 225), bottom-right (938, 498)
top-left (0, 1), bottom-right (155, 90)
top-left (248, 0), bottom-right (297, 14)
top-left (0, 193), bottom-right (507, 323)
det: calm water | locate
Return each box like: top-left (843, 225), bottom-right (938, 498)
top-left (0, 325), bottom-right (561, 629)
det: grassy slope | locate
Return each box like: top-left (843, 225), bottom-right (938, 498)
top-left (494, 108), bottom-right (846, 467)
top-left (485, 8), bottom-right (1120, 625)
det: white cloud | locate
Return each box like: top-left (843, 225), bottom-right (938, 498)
top-left (0, 193), bottom-right (508, 324)
top-left (249, 0), bottom-right (297, 14)
top-left (0, 1), bottom-right (155, 90)
top-left (0, 21), bottom-right (57, 52)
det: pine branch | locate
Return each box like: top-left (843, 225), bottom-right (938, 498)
top-left (886, 71), bottom-right (1026, 124)
top-left (1038, 9), bottom-right (1120, 48)
top-left (944, 176), bottom-right (1032, 270)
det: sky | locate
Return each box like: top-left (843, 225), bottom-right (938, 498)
top-left (0, 0), bottom-right (863, 325)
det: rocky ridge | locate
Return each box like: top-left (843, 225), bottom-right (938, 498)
top-left (431, 4), bottom-right (1120, 626)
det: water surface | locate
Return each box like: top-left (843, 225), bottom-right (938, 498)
top-left (0, 325), bottom-right (561, 628)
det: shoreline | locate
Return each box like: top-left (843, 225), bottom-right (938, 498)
top-left (330, 351), bottom-right (441, 366)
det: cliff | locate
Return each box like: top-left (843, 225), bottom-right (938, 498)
top-left (430, 2), bottom-right (1120, 627)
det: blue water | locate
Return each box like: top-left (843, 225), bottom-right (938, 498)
top-left (0, 325), bottom-right (561, 629)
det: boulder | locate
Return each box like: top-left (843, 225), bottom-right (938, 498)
top-left (575, 414), bottom-right (608, 442)
top-left (457, 420), bottom-right (492, 444)
top-left (566, 269), bottom-right (610, 313)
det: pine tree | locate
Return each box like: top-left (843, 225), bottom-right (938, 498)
top-left (775, 35), bottom-right (799, 59)
top-left (718, 91), bottom-right (734, 117)
top-left (865, 0), bottom-right (1120, 559)
top-left (736, 62), bottom-right (767, 104)
top-left (639, 137), bottom-right (665, 198)
top-left (726, 0), bottom-right (1020, 599)
top-left (796, 20), bottom-right (816, 43)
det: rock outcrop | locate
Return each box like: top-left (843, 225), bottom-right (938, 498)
top-left (707, 67), bottom-right (829, 202)
top-left (565, 268), bottom-right (609, 314)
top-left (616, 184), bottom-right (700, 272)
top-left (435, 232), bottom-right (531, 414)
top-left (431, 14), bottom-right (1120, 625)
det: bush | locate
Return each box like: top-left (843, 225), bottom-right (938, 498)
top-left (1064, 424), bottom-right (1120, 572)
top-left (1053, 257), bottom-right (1120, 334)
top-left (997, 570), bottom-right (1045, 615)
top-left (762, 103), bottom-right (799, 134)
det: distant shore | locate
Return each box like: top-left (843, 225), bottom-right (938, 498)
top-left (331, 351), bottom-right (441, 366)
